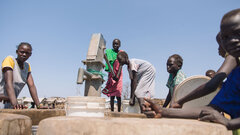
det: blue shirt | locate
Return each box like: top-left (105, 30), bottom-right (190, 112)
top-left (210, 66), bottom-right (240, 118)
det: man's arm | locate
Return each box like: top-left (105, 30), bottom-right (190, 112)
top-left (112, 64), bottom-right (122, 82)
top-left (169, 85), bottom-right (179, 107)
top-left (129, 71), bottom-right (137, 106)
top-left (199, 109), bottom-right (240, 130)
top-left (103, 52), bottom-right (116, 77)
top-left (163, 91), bottom-right (171, 108)
top-left (27, 72), bottom-right (40, 108)
top-left (3, 68), bottom-right (19, 107)
top-left (116, 65), bottom-right (122, 79)
top-left (128, 65), bottom-right (133, 80)
top-left (0, 94), bottom-right (9, 102)
top-left (174, 55), bottom-right (237, 107)
top-left (227, 118), bottom-right (240, 130)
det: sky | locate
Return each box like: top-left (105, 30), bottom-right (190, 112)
top-left (0, 0), bottom-right (239, 99)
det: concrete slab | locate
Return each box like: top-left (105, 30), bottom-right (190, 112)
top-left (37, 116), bottom-right (232, 135)
top-left (81, 33), bottom-right (106, 96)
top-left (86, 33), bottom-right (106, 61)
top-left (0, 109), bottom-right (65, 125)
top-left (0, 113), bottom-right (31, 135)
top-left (105, 112), bottom-right (146, 118)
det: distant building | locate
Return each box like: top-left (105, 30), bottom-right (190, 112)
top-left (17, 97), bottom-right (24, 105)
top-left (18, 97), bottom-right (44, 108)
top-left (23, 97), bottom-right (33, 108)
top-left (41, 97), bottom-right (57, 109)
top-left (55, 97), bottom-right (65, 109)
top-left (41, 97), bottom-right (66, 109)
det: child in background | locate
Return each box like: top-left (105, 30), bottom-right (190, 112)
top-left (143, 8), bottom-right (240, 131)
top-left (205, 69), bottom-right (216, 78)
top-left (216, 32), bottom-right (227, 58)
top-left (102, 39), bottom-right (123, 112)
top-left (117, 51), bottom-right (156, 113)
top-left (163, 54), bottom-right (186, 108)
top-left (0, 42), bottom-right (41, 109)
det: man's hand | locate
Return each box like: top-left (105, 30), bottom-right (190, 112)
top-left (199, 109), bottom-right (229, 127)
top-left (129, 97), bottom-right (135, 106)
top-left (113, 76), bottom-right (119, 82)
top-left (170, 102), bottom-right (182, 108)
top-left (37, 104), bottom-right (49, 109)
top-left (13, 104), bottom-right (27, 109)
top-left (0, 94), bottom-right (10, 103)
top-left (143, 98), bottom-right (162, 118)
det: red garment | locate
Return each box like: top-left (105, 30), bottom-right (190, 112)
top-left (102, 59), bottom-right (122, 97)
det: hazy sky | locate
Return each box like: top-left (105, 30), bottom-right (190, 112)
top-left (0, 0), bottom-right (239, 99)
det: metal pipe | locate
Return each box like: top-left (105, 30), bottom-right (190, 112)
top-left (77, 68), bottom-right (93, 84)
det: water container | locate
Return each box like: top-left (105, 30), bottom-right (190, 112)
top-left (65, 96), bottom-right (106, 117)
top-left (173, 75), bottom-right (220, 108)
top-left (122, 100), bottom-right (140, 113)
top-left (32, 125), bottom-right (38, 135)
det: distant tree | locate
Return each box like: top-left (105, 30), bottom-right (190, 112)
top-left (122, 82), bottom-right (130, 100)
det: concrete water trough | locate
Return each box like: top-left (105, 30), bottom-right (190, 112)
top-left (0, 109), bottom-right (66, 135)
top-left (0, 103), bottom-right (233, 135)
top-left (0, 113), bottom-right (32, 135)
top-left (37, 116), bottom-right (232, 135)
top-left (0, 109), bottom-right (66, 125)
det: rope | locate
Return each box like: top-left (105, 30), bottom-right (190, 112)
top-left (87, 69), bottom-right (106, 79)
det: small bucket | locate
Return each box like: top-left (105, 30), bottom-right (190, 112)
top-left (122, 100), bottom-right (140, 114)
top-left (65, 96), bottom-right (106, 117)
top-left (32, 125), bottom-right (38, 135)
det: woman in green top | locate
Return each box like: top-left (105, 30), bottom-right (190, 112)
top-left (103, 39), bottom-right (123, 112)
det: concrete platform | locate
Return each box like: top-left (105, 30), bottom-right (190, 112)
top-left (105, 112), bottom-right (146, 118)
top-left (0, 113), bottom-right (32, 135)
top-left (0, 109), bottom-right (65, 125)
top-left (37, 116), bottom-right (232, 135)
